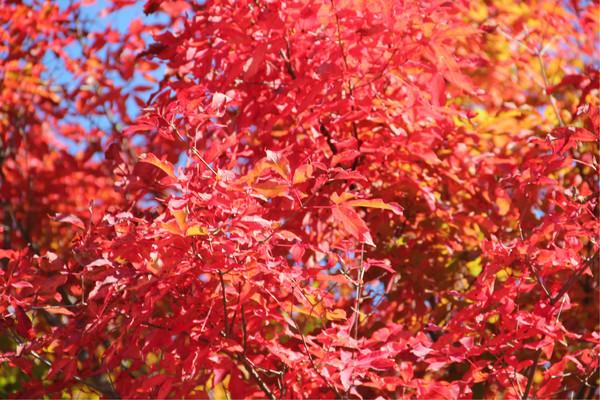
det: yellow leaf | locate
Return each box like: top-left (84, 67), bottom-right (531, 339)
top-left (496, 197), bottom-right (511, 216)
top-left (265, 150), bottom-right (290, 180)
top-left (496, 267), bottom-right (512, 282)
top-left (271, 129), bottom-right (288, 137)
top-left (330, 192), bottom-right (355, 204)
top-left (469, 2), bottom-right (488, 22)
top-left (292, 164), bottom-right (314, 185)
top-left (240, 159), bottom-right (270, 184)
top-left (253, 182), bottom-right (289, 198)
top-left (346, 198), bottom-right (403, 215)
top-left (213, 374), bottom-right (231, 400)
top-left (71, 384), bottom-right (100, 400)
top-left (146, 352), bottom-right (160, 365)
top-left (534, 370), bottom-right (544, 384)
top-left (114, 256), bottom-right (128, 264)
top-left (86, 58), bottom-right (102, 70)
top-left (186, 225), bottom-right (208, 236)
top-left (487, 314), bottom-right (499, 324)
top-left (292, 303), bottom-right (324, 317)
top-left (466, 257), bottom-right (482, 277)
top-left (326, 308), bottom-right (347, 321)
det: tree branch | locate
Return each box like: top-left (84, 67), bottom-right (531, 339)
top-left (9, 329), bottom-right (120, 399)
top-left (353, 243), bottom-right (365, 340)
top-left (523, 250), bottom-right (598, 398)
top-left (219, 272), bottom-right (276, 400)
top-left (550, 250), bottom-right (598, 306)
top-left (521, 348), bottom-right (541, 400)
top-left (288, 287), bottom-right (344, 398)
top-left (218, 270), bottom-right (229, 335)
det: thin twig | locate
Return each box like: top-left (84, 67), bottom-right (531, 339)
top-left (555, 295), bottom-right (567, 323)
top-left (218, 270), bottom-right (229, 335)
top-left (330, 0), bottom-right (352, 96)
top-left (511, 366), bottom-right (525, 398)
top-left (218, 274), bottom-right (276, 400)
top-left (287, 287), bottom-right (344, 398)
top-left (159, 115), bottom-right (218, 175)
top-left (9, 329), bottom-right (120, 398)
top-left (498, 27), bottom-right (564, 127)
top-left (279, 35), bottom-right (296, 80)
top-left (535, 49), bottom-right (565, 127)
top-left (329, 0), bottom-right (364, 173)
top-left (228, 283), bottom-right (243, 337)
top-left (550, 251), bottom-right (597, 305)
top-left (353, 242), bottom-right (365, 340)
top-left (530, 263), bottom-right (552, 299)
top-left (523, 250), bottom-right (598, 398)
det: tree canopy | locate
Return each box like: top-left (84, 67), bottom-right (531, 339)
top-left (0, 0), bottom-right (598, 398)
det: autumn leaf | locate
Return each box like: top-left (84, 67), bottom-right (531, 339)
top-left (332, 204), bottom-right (375, 246)
top-left (138, 152), bottom-right (176, 178)
top-left (346, 198), bottom-right (403, 215)
top-left (3, 0), bottom-right (597, 398)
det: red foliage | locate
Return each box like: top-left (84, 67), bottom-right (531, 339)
top-left (0, 0), bottom-right (598, 398)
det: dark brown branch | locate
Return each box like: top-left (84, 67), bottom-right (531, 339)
top-left (550, 250), bottom-right (598, 305)
top-left (320, 123), bottom-right (338, 156)
top-left (241, 304), bottom-right (248, 353)
top-left (234, 352), bottom-right (277, 400)
top-left (3, 201), bottom-right (38, 254)
top-left (219, 274), bottom-right (276, 400)
top-left (521, 348), bottom-right (541, 400)
top-left (228, 283), bottom-right (243, 337)
top-left (220, 345), bottom-right (277, 400)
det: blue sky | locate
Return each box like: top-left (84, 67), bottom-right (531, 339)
top-left (44, 0), bottom-right (169, 154)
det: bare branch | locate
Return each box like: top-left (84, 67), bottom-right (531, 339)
top-left (521, 349), bottom-right (542, 400)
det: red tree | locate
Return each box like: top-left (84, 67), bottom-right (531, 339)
top-left (1, 0), bottom-right (598, 398)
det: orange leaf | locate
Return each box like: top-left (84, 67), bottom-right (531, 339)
top-left (496, 197), bottom-right (510, 216)
top-left (139, 153), bottom-right (176, 178)
top-left (160, 221), bottom-right (182, 235)
top-left (326, 308), bottom-right (347, 321)
top-left (346, 198), bottom-right (403, 215)
top-left (185, 225), bottom-right (208, 236)
top-left (172, 209), bottom-right (187, 231)
top-left (292, 164), bottom-right (314, 185)
top-left (253, 182), bottom-right (289, 198)
top-left (45, 307), bottom-right (75, 316)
